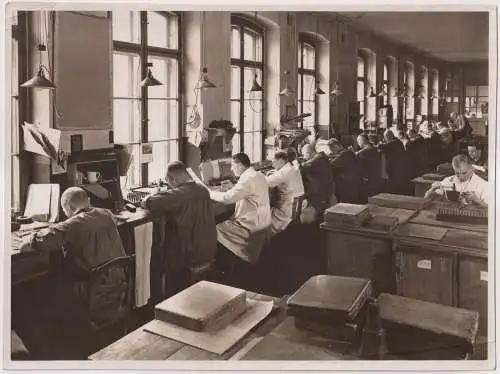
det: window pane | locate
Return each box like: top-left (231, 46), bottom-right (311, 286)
top-left (244, 67), bottom-right (263, 95)
top-left (357, 57), bottom-right (364, 77)
top-left (112, 11), bottom-right (140, 43)
top-left (230, 101), bottom-right (240, 129)
top-left (383, 64), bottom-right (388, 80)
top-left (478, 86), bottom-right (488, 97)
top-left (302, 102), bottom-right (315, 127)
top-left (243, 29), bottom-right (259, 61)
top-left (113, 52), bottom-right (140, 98)
top-left (11, 98), bottom-right (19, 154)
top-left (231, 27), bottom-right (241, 59)
top-left (244, 132), bottom-right (261, 162)
top-left (298, 75), bottom-right (303, 105)
top-left (113, 99), bottom-right (141, 143)
top-left (357, 81), bottom-right (365, 102)
top-left (11, 155), bottom-right (20, 211)
top-left (148, 140), bottom-right (179, 183)
top-left (148, 100), bottom-right (179, 141)
top-left (465, 86), bottom-right (477, 97)
top-left (232, 133), bottom-right (240, 154)
top-left (231, 66), bottom-right (241, 99)
top-left (147, 57), bottom-right (178, 99)
top-left (303, 43), bottom-right (315, 70)
top-left (244, 100), bottom-right (262, 132)
top-left (147, 12), bottom-right (178, 50)
top-left (126, 144), bottom-right (141, 187)
top-left (303, 74), bottom-right (315, 100)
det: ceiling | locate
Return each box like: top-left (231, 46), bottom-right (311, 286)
top-left (338, 12), bottom-right (489, 62)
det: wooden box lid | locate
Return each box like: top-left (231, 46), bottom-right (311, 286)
top-left (155, 281), bottom-right (247, 332)
top-left (324, 203), bottom-right (372, 226)
top-left (368, 193), bottom-right (431, 211)
top-left (378, 293), bottom-right (479, 342)
top-left (287, 275), bottom-right (372, 323)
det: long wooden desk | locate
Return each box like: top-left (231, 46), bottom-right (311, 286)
top-left (89, 292), bottom-right (286, 360)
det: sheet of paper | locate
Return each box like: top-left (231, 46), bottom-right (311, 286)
top-left (49, 184), bottom-right (60, 223)
top-left (22, 122), bottom-right (61, 159)
top-left (24, 184), bottom-right (52, 221)
top-left (144, 299), bottom-right (273, 355)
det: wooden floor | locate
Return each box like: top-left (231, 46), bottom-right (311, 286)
top-left (12, 223), bottom-right (327, 360)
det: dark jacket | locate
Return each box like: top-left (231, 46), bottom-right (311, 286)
top-left (379, 139), bottom-right (409, 194)
top-left (142, 181), bottom-right (217, 270)
top-left (427, 131), bottom-right (443, 170)
top-left (356, 145), bottom-right (383, 199)
top-left (406, 137), bottom-right (429, 178)
top-left (300, 152), bottom-right (334, 212)
top-left (329, 149), bottom-right (362, 204)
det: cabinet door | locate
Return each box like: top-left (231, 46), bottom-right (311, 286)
top-left (395, 246), bottom-right (455, 306)
top-left (458, 256), bottom-right (488, 337)
top-left (327, 232), bottom-right (394, 295)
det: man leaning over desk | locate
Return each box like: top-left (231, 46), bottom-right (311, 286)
top-left (424, 154), bottom-right (488, 207)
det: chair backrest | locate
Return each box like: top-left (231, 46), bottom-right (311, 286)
top-left (292, 195), bottom-right (305, 224)
top-left (86, 255), bottom-right (133, 328)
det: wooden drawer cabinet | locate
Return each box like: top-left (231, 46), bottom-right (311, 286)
top-left (458, 255), bottom-right (488, 337)
top-left (394, 245), bottom-right (456, 306)
top-left (326, 231), bottom-right (394, 296)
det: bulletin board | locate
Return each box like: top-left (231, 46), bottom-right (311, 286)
top-left (54, 12), bottom-right (112, 130)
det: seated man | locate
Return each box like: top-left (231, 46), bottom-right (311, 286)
top-left (424, 154), bottom-right (488, 207)
top-left (328, 138), bottom-right (362, 204)
top-left (209, 153), bottom-right (271, 269)
top-left (355, 133), bottom-right (383, 202)
top-left (19, 187), bottom-right (126, 324)
top-left (141, 161), bottom-right (217, 295)
top-left (467, 141), bottom-right (488, 178)
top-left (378, 129), bottom-right (409, 195)
top-left (406, 129), bottom-right (430, 178)
top-left (266, 151), bottom-right (304, 235)
top-left (300, 142), bottom-right (335, 214)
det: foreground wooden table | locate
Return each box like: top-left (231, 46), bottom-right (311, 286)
top-left (89, 292), bottom-right (287, 361)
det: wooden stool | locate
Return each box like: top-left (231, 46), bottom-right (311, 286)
top-left (378, 293), bottom-right (479, 360)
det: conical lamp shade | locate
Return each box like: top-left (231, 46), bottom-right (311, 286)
top-left (367, 87), bottom-right (377, 98)
top-left (315, 82), bottom-right (326, 95)
top-left (197, 67), bottom-right (216, 89)
top-left (330, 82), bottom-right (342, 96)
top-left (21, 66), bottom-right (56, 89)
top-left (250, 75), bottom-right (263, 92)
top-left (140, 69), bottom-right (163, 87)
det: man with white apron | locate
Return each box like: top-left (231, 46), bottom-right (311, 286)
top-left (209, 153), bottom-right (271, 265)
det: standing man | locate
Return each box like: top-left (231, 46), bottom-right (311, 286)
top-left (378, 129), bottom-right (409, 195)
top-left (355, 133), bottom-right (383, 202)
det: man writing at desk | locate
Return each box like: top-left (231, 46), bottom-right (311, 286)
top-left (424, 154), bottom-right (488, 207)
top-left (207, 153), bottom-right (271, 280)
top-left (18, 187), bottom-right (126, 330)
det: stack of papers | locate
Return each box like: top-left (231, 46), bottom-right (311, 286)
top-left (24, 184), bottom-right (60, 223)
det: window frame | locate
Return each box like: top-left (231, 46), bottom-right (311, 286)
top-left (383, 61), bottom-right (390, 106)
top-left (112, 11), bottom-right (183, 187)
top-left (230, 14), bottom-right (265, 162)
top-left (298, 33), bottom-right (319, 131)
top-left (357, 53), bottom-right (367, 128)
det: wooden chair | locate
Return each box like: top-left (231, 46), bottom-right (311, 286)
top-left (84, 255), bottom-right (134, 335)
top-left (291, 195), bottom-right (306, 224)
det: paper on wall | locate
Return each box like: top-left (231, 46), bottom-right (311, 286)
top-left (144, 299), bottom-right (273, 355)
top-left (22, 122), bottom-right (61, 160)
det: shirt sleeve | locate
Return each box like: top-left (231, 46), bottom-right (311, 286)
top-left (29, 220), bottom-right (75, 254)
top-left (209, 178), bottom-right (251, 204)
top-left (266, 168), bottom-right (287, 188)
top-left (476, 177), bottom-right (489, 203)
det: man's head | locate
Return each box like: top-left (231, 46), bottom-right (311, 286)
top-left (450, 112), bottom-right (458, 121)
top-left (61, 187), bottom-right (90, 218)
top-left (407, 129), bottom-right (418, 141)
top-left (368, 134), bottom-right (378, 145)
top-left (327, 138), bottom-right (344, 156)
top-left (165, 161), bottom-right (192, 188)
top-left (452, 154), bottom-right (474, 183)
top-left (301, 143), bottom-right (316, 160)
top-left (467, 141), bottom-right (483, 162)
top-left (384, 129), bottom-right (395, 142)
top-left (439, 128), bottom-right (453, 145)
top-left (415, 114), bottom-right (423, 124)
top-left (231, 152), bottom-right (251, 177)
top-left (357, 133), bottom-right (370, 148)
top-left (285, 147), bottom-right (298, 163)
top-left (272, 151), bottom-right (289, 171)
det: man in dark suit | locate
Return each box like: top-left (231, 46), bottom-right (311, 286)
top-left (327, 138), bottom-right (362, 203)
top-left (406, 129), bottom-right (429, 178)
top-left (300, 143), bottom-right (335, 214)
top-left (378, 130), bottom-right (409, 195)
top-left (355, 133), bottom-right (383, 202)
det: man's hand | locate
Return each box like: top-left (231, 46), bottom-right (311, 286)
top-left (462, 191), bottom-right (486, 206)
top-left (424, 182), bottom-right (442, 199)
top-left (18, 239), bottom-right (34, 253)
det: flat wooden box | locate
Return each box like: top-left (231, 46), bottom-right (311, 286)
top-left (287, 275), bottom-right (372, 325)
top-left (155, 281), bottom-right (247, 332)
top-left (324, 203), bottom-right (372, 227)
top-left (368, 193), bottom-right (431, 211)
top-left (378, 293), bottom-right (479, 359)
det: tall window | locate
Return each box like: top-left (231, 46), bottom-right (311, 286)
top-left (405, 61), bottom-right (415, 125)
top-left (10, 12), bottom-right (29, 211)
top-left (431, 69), bottom-right (439, 119)
top-left (419, 66), bottom-right (429, 117)
top-left (297, 33), bottom-right (318, 132)
top-left (382, 61), bottom-right (389, 105)
top-left (230, 15), bottom-right (264, 163)
top-left (357, 55), bottom-right (366, 127)
top-left (465, 85), bottom-right (488, 119)
top-left (112, 11), bottom-right (181, 187)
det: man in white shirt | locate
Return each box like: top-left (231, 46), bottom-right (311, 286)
top-left (209, 153), bottom-right (272, 265)
top-left (266, 151), bottom-right (304, 235)
top-left (424, 154), bottom-right (488, 207)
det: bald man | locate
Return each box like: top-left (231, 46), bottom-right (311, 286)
top-left (19, 187), bottom-right (126, 327)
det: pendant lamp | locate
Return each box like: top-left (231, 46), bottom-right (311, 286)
top-left (21, 40), bottom-right (56, 89)
top-left (313, 16), bottom-right (325, 95)
top-left (330, 20), bottom-right (342, 97)
top-left (249, 12), bottom-right (263, 92)
top-left (140, 62), bottom-right (163, 87)
top-left (314, 81), bottom-right (326, 95)
top-left (367, 87), bottom-right (377, 98)
top-left (250, 73), bottom-right (263, 92)
top-left (279, 70), bottom-right (294, 96)
top-left (197, 12), bottom-right (216, 90)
